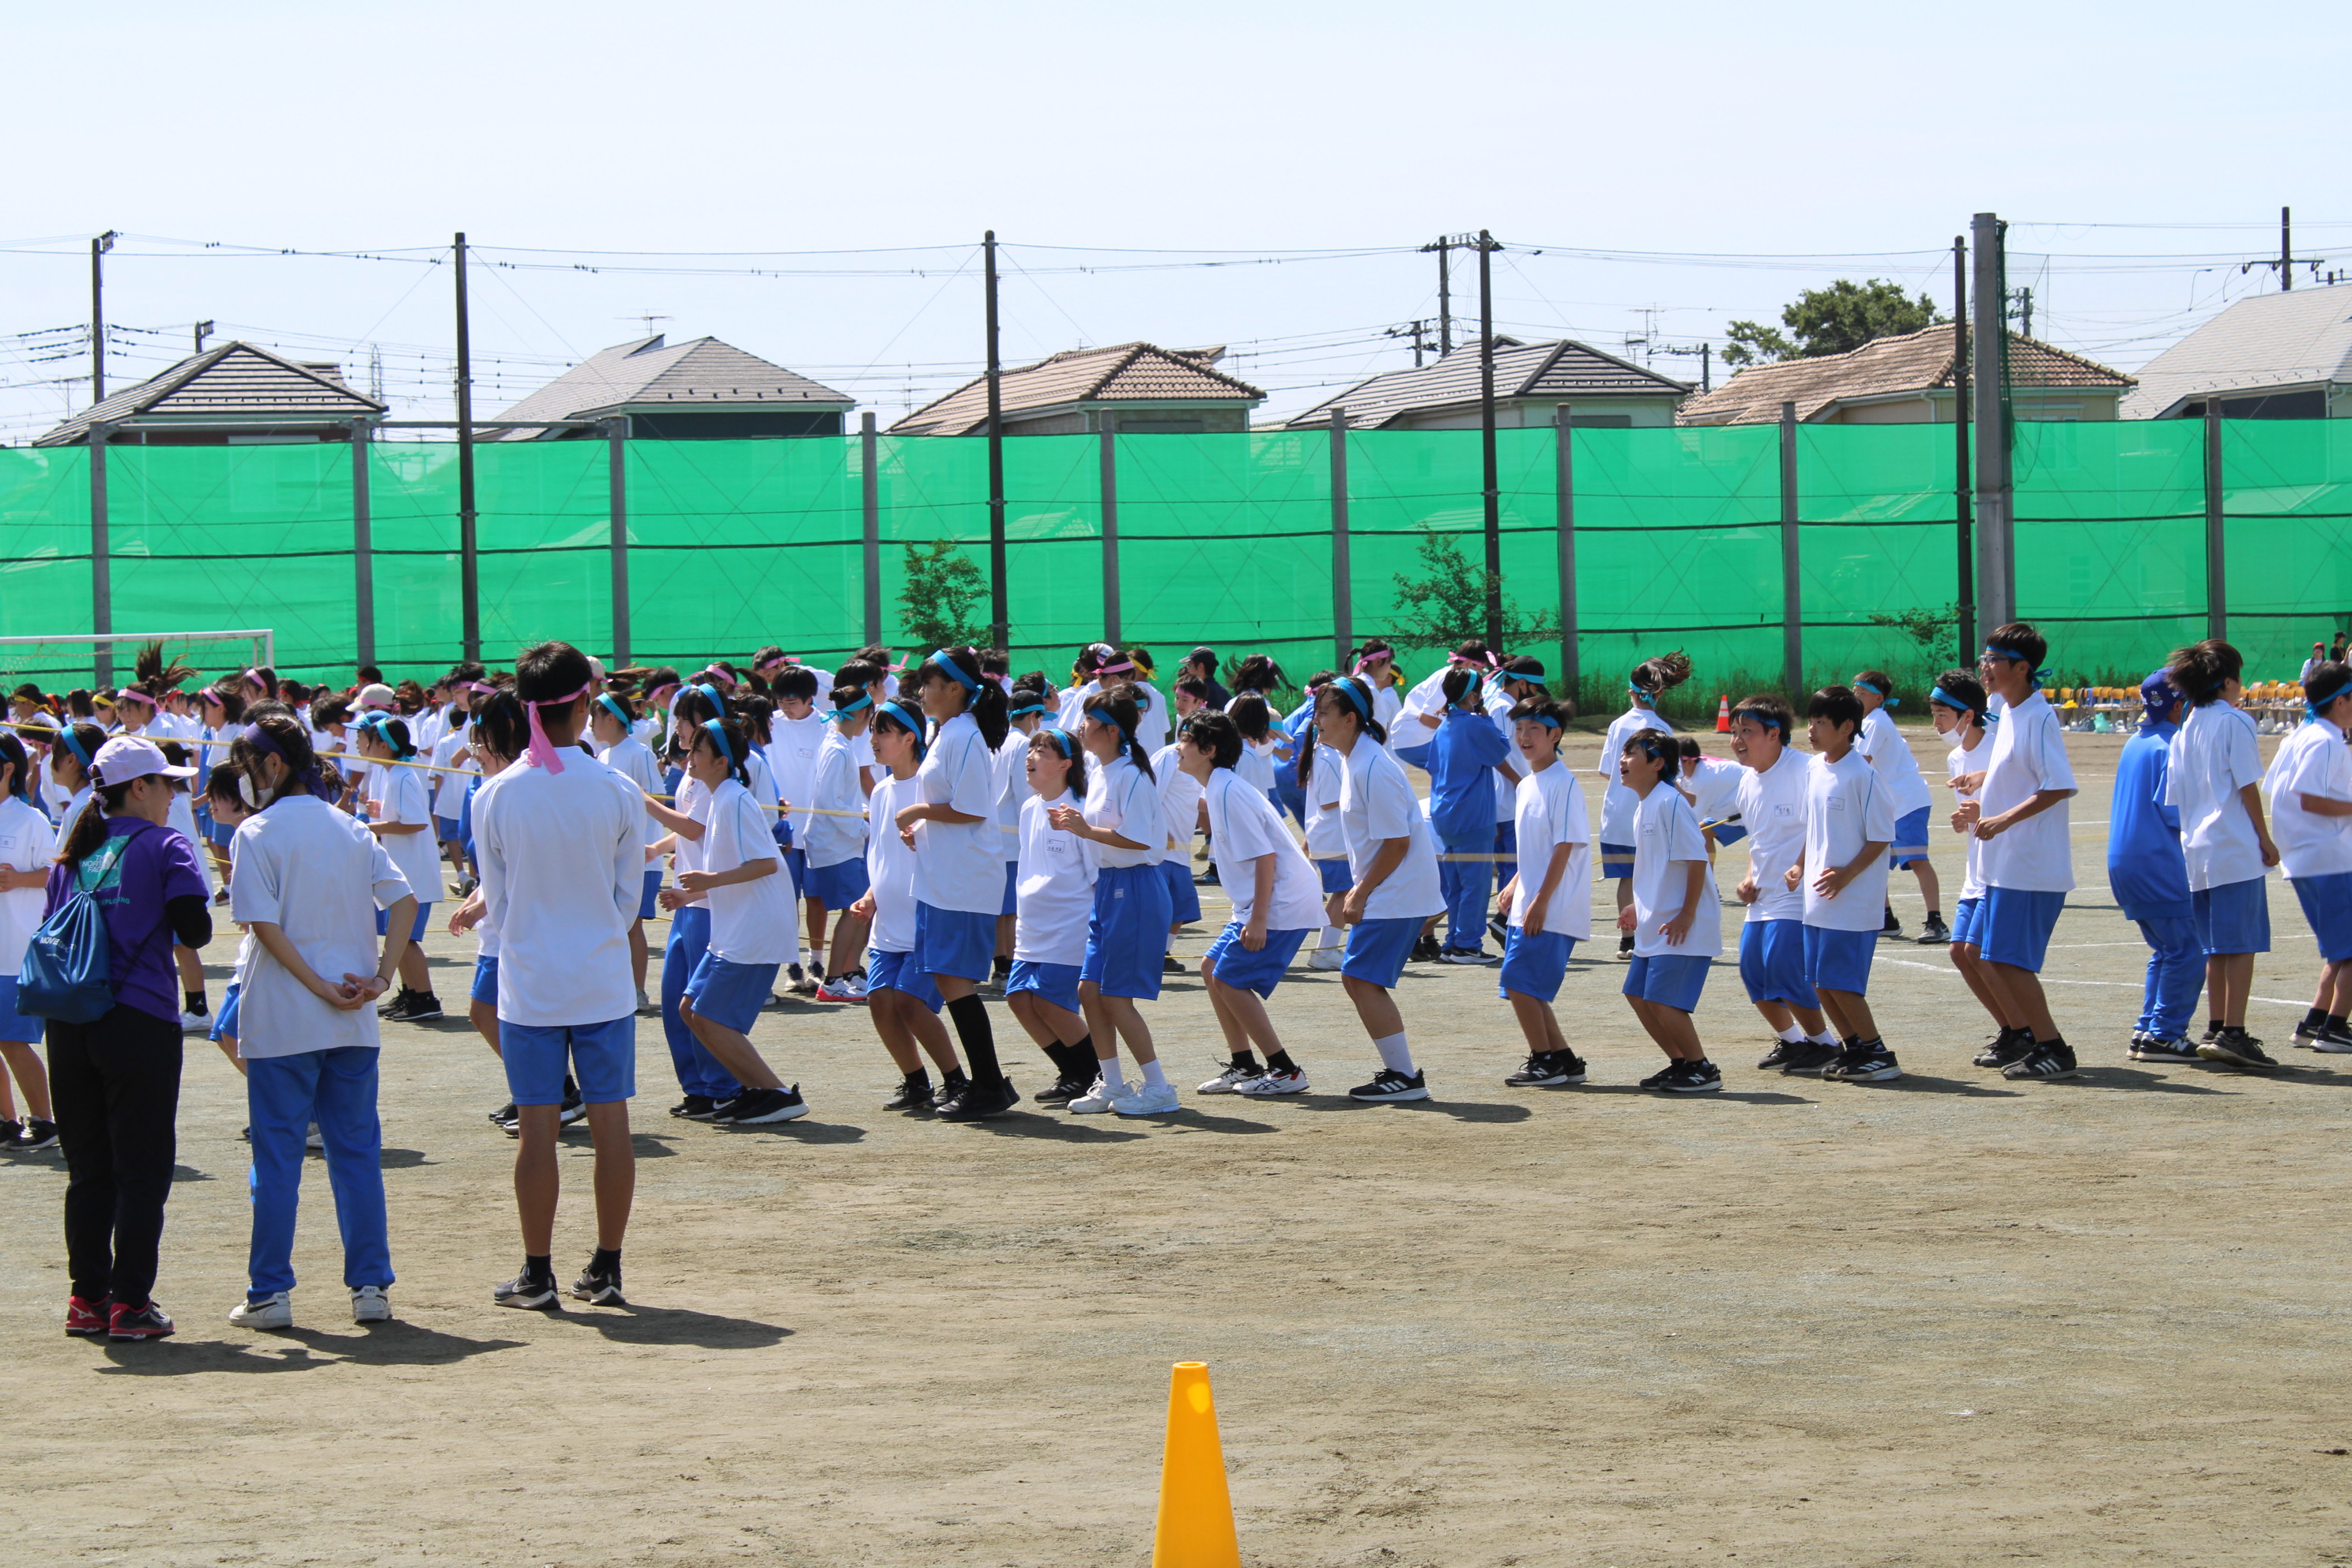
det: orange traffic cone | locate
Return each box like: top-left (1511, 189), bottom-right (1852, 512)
top-left (1714, 695), bottom-right (1732, 733)
top-left (1152, 1363), bottom-right (1240, 1567)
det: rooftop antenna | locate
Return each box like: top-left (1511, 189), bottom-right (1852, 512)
top-left (621, 312), bottom-right (673, 336)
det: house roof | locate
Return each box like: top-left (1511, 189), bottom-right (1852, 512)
top-left (1287, 339), bottom-right (1690, 429)
top-left (888, 342), bottom-right (1265, 435)
top-left (1675, 325), bottom-right (2133, 425)
top-left (34, 341), bottom-right (386, 446)
top-left (487, 335), bottom-right (854, 437)
top-left (2119, 285), bottom-right (2352, 419)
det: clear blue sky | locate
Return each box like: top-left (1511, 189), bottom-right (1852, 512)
top-left (5, 0), bottom-right (2345, 440)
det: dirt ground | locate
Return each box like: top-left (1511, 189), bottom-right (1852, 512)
top-left (6, 723), bottom-right (2352, 1568)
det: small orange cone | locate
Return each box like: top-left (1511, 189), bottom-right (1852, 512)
top-left (1714, 694), bottom-right (1732, 733)
top-left (1152, 1362), bottom-right (1240, 1567)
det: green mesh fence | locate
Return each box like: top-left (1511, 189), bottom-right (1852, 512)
top-left (2, 422), bottom-right (2346, 695)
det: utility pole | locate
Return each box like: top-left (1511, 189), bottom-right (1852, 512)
top-left (194, 320), bottom-right (213, 355)
top-left (1953, 236), bottom-right (1974, 664)
top-left (1384, 318), bottom-right (1434, 368)
top-left (1476, 229), bottom-right (1503, 648)
top-left (454, 231), bottom-right (479, 663)
top-left (1970, 213), bottom-right (2012, 631)
top-left (1420, 236), bottom-right (1453, 355)
top-left (89, 231), bottom-right (118, 406)
top-left (984, 230), bottom-right (1007, 650)
top-left (2007, 285), bottom-right (2034, 340)
top-left (2243, 206), bottom-right (2324, 291)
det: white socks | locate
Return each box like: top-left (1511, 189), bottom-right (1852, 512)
top-left (1138, 1059), bottom-right (1169, 1091)
top-left (1776, 1025), bottom-right (1806, 1043)
top-left (1373, 1031), bottom-right (1416, 1074)
top-left (1808, 1030), bottom-right (1841, 1047)
top-left (1097, 1055), bottom-right (1129, 1092)
top-left (1318, 925), bottom-right (1344, 952)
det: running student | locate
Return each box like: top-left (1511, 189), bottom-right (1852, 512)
top-left (0, 731), bottom-right (57, 1152)
top-left (1601, 651), bottom-right (1688, 959)
top-left (354, 713), bottom-right (444, 1023)
top-left (1494, 695), bottom-right (1593, 1090)
top-left (1616, 729), bottom-right (1724, 1092)
top-left (2103, 672), bottom-right (2201, 1064)
top-left (1007, 726), bottom-right (1101, 1106)
top-left (807, 688), bottom-right (874, 1002)
top-left (1318, 674), bottom-right (1446, 1102)
top-left (1929, 673), bottom-right (2027, 1058)
top-left (1728, 695), bottom-right (1845, 1076)
top-left (1046, 683), bottom-right (1179, 1114)
top-left (1786, 688), bottom-right (1900, 1082)
top-left (1183, 710), bottom-right (1321, 1099)
top-left (849, 699), bottom-right (964, 1111)
top-left (1954, 623), bottom-right (2080, 1081)
top-left (590, 689), bottom-right (664, 1012)
top-left (1427, 667), bottom-right (1511, 964)
top-left (1853, 670), bottom-right (1944, 944)
top-left (2267, 660), bottom-right (2352, 1054)
top-left (2165, 639), bottom-right (2280, 1071)
top-left (473, 641), bottom-right (646, 1310)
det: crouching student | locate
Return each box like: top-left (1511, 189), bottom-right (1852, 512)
top-left (1008, 727), bottom-right (1101, 1104)
top-left (1727, 695), bottom-right (1845, 1074)
top-left (2105, 672), bottom-right (2202, 1062)
top-left (2268, 661), bottom-right (2352, 1052)
top-left (1494, 695), bottom-right (1592, 1088)
top-left (1616, 729), bottom-right (1724, 1091)
top-left (1785, 688), bottom-right (1900, 1082)
top-left (2165, 639), bottom-right (2280, 1071)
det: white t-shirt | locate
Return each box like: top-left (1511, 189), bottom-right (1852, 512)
top-left (2167, 703), bottom-right (2267, 891)
top-left (369, 760), bottom-right (446, 908)
top-left (1133, 683), bottom-right (1170, 756)
top-left (1681, 756), bottom-right (1747, 824)
top-left (865, 772), bottom-right (922, 953)
top-left (1084, 755), bottom-right (1160, 870)
top-left (1510, 760), bottom-right (1592, 938)
top-left (1488, 689), bottom-right (1526, 821)
top-left (1054, 680), bottom-right (1098, 734)
top-left (0, 795), bottom-right (58, 974)
top-left (1947, 727), bottom-right (1991, 901)
top-left (912, 712), bottom-right (1005, 914)
top-left (1152, 743), bottom-right (1205, 866)
top-left (1628, 784), bottom-right (1721, 959)
top-left (1977, 691), bottom-right (2077, 893)
top-left (1736, 747), bottom-right (1809, 924)
top-left (993, 729), bottom-right (1031, 839)
top-left (1338, 741), bottom-right (1444, 921)
top-left (670, 772), bottom-right (709, 899)
top-left (2266, 714), bottom-right (2352, 880)
top-left (164, 790), bottom-right (213, 895)
top-left (229, 795), bottom-right (413, 1058)
top-left (1860, 707), bottom-right (1934, 818)
top-left (805, 728), bottom-right (868, 869)
top-left (473, 752), bottom-right (646, 1027)
top-left (1801, 750), bottom-right (1897, 933)
top-left (598, 736), bottom-right (665, 846)
top-left (766, 710), bottom-right (827, 838)
top-left (1237, 739), bottom-right (1278, 795)
top-left (699, 777), bottom-right (792, 964)
top-left (1302, 745), bottom-right (1347, 860)
top-left (1015, 790), bottom-right (1098, 965)
top-left (1203, 768), bottom-right (1325, 932)
top-left (744, 747), bottom-right (780, 815)
top-left (1600, 707), bottom-right (1672, 847)
top-left (427, 726), bottom-right (471, 820)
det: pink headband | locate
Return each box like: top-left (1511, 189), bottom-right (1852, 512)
top-left (115, 687), bottom-right (156, 707)
top-left (699, 667), bottom-right (738, 692)
top-left (245, 668), bottom-right (266, 685)
top-left (754, 656), bottom-right (791, 673)
top-left (524, 684), bottom-right (590, 774)
top-left (1097, 658), bottom-right (1134, 676)
top-left (644, 681), bottom-right (680, 705)
top-left (466, 680), bottom-right (497, 696)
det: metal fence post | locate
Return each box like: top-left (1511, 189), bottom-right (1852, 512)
top-left (1780, 401), bottom-right (1802, 695)
top-left (1099, 411), bottom-right (1121, 645)
top-left (1329, 407), bottom-right (1351, 670)
top-left (607, 416), bottom-right (631, 666)
top-left (89, 424), bottom-right (113, 688)
top-left (2204, 401), bottom-right (2227, 642)
top-left (861, 413), bottom-right (882, 646)
top-left (1554, 404), bottom-right (1577, 699)
top-left (352, 417), bottom-right (375, 668)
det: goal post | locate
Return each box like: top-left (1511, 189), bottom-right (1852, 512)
top-left (0, 629), bottom-right (275, 694)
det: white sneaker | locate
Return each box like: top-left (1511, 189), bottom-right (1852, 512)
top-left (1306, 946), bottom-right (1344, 971)
top-left (180, 1008), bottom-right (211, 1034)
top-left (350, 1285), bottom-right (392, 1323)
top-left (636, 988), bottom-right (657, 1016)
top-left (305, 1122), bottom-right (324, 1150)
top-left (1234, 1067), bottom-right (1310, 1096)
top-left (1115, 1081), bottom-right (1182, 1116)
top-left (229, 1291), bottom-right (292, 1330)
top-left (1067, 1079), bottom-right (1129, 1114)
top-left (839, 973), bottom-right (869, 1004)
top-left (1197, 1063), bottom-right (1263, 1095)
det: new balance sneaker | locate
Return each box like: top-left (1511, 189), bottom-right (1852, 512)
top-left (727, 1085), bottom-right (812, 1125)
top-left (2199, 1028), bottom-right (2278, 1071)
top-left (2002, 1039), bottom-right (2081, 1080)
top-left (228, 1291), bottom-right (293, 1330)
top-left (350, 1286), bottom-right (392, 1323)
top-left (1504, 1050), bottom-right (1586, 1087)
top-left (928, 1069), bottom-right (971, 1112)
top-left (1114, 1081), bottom-right (1182, 1116)
top-left (1348, 1068), bottom-right (1430, 1102)
top-left (1973, 1027), bottom-right (2036, 1069)
top-left (1306, 945), bottom-right (1345, 971)
top-left (1638, 1061), bottom-right (1683, 1089)
top-left (13, 1117), bottom-right (58, 1151)
top-left (570, 1265), bottom-right (624, 1306)
top-left (937, 1076), bottom-right (1021, 1121)
top-left (669, 1095), bottom-right (718, 1121)
top-left (2132, 1035), bottom-right (2200, 1062)
top-left (1067, 1079), bottom-right (1129, 1114)
top-left (107, 1301), bottom-right (176, 1341)
top-left (1198, 1062), bottom-right (1265, 1095)
top-left (1823, 1041), bottom-right (1902, 1083)
top-left (1657, 1059), bottom-right (1724, 1094)
top-left (1438, 947), bottom-right (1498, 966)
top-left (1917, 914), bottom-right (1951, 945)
top-left (2312, 1024), bottom-right (2352, 1054)
top-left (884, 1075), bottom-right (936, 1112)
top-left (492, 1272), bottom-right (560, 1310)
top-left (64, 1295), bottom-right (108, 1337)
top-left (1234, 1067), bottom-right (1310, 1096)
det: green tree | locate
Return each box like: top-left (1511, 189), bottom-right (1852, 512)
top-left (898, 539), bottom-right (991, 650)
top-left (1389, 526), bottom-right (1557, 652)
top-left (1721, 279), bottom-right (1944, 368)
top-left (1866, 604), bottom-right (1959, 656)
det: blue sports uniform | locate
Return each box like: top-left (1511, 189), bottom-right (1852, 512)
top-left (1427, 707), bottom-right (1510, 952)
top-left (2108, 713), bottom-right (2200, 1042)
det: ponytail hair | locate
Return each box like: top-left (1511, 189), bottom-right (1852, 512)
top-left (1227, 692), bottom-right (1273, 743)
top-left (1630, 650), bottom-right (1692, 703)
top-left (1441, 666), bottom-right (1480, 707)
top-left (57, 781), bottom-right (138, 869)
top-left (1231, 654), bottom-right (1285, 695)
top-left (358, 712), bottom-right (416, 760)
top-left (1084, 683), bottom-right (1155, 781)
top-left (872, 697), bottom-right (928, 763)
top-left (693, 716), bottom-right (753, 789)
top-left (921, 646), bottom-right (1009, 748)
top-left (1320, 676), bottom-right (1389, 745)
top-left (2166, 638), bottom-right (2243, 708)
top-left (0, 732), bottom-right (32, 804)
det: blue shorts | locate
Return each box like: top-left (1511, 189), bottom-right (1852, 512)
top-left (206, 816), bottom-right (236, 847)
top-left (2292, 871), bottom-right (2352, 964)
top-left (469, 956), bottom-right (499, 1007)
top-left (210, 982), bottom-right (241, 1044)
top-left (1341, 915), bottom-right (1423, 989)
top-left (1000, 859), bottom-right (1020, 918)
top-left (781, 846), bottom-right (805, 904)
top-left (1623, 953), bottom-right (1711, 1012)
top-left (1737, 918), bottom-right (1819, 1009)
top-left (501, 1015), bottom-right (635, 1106)
top-left (1889, 806), bottom-right (1931, 867)
top-left (684, 952), bottom-right (779, 1033)
top-left (375, 900), bottom-right (432, 941)
top-left (1081, 861), bottom-right (1175, 999)
top-left (1498, 925), bottom-right (1575, 1003)
top-left (804, 857), bottom-right (869, 909)
top-left (0, 974), bottom-right (40, 1044)
top-left (1316, 858), bottom-right (1351, 895)
top-left (1706, 819), bottom-right (1749, 846)
top-left (638, 866), bottom-right (662, 920)
top-left (1950, 895), bottom-right (1982, 948)
top-left (1162, 858), bottom-right (1202, 925)
top-left (913, 900), bottom-right (995, 983)
top-left (1600, 842), bottom-right (1634, 880)
top-left (435, 815), bottom-right (463, 843)
top-left (1007, 958), bottom-right (1081, 1014)
top-left (1203, 922), bottom-right (1310, 997)
top-left (866, 948), bottom-right (942, 1012)
top-left (2192, 876), bottom-right (2270, 956)
top-left (1978, 886), bottom-right (2066, 971)
top-left (1801, 924), bottom-right (1876, 995)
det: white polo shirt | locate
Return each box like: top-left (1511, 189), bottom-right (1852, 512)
top-left (1339, 741), bottom-right (1444, 920)
top-left (1801, 749), bottom-right (1897, 933)
top-left (864, 772), bottom-right (922, 953)
top-left (1015, 790), bottom-right (1098, 966)
top-left (2266, 714), bottom-right (2352, 879)
top-left (1977, 691), bottom-right (2078, 893)
top-left (700, 776), bottom-right (791, 965)
top-left (804, 729), bottom-right (868, 869)
top-left (1628, 784), bottom-right (1721, 959)
top-left (1510, 760), bottom-right (1592, 939)
top-left (369, 759), bottom-right (446, 908)
top-left (1947, 727), bottom-right (1991, 901)
top-left (1736, 746), bottom-right (1809, 924)
top-left (473, 752), bottom-right (645, 1027)
top-left (1860, 707), bottom-right (1934, 819)
top-left (229, 794), bottom-right (413, 1057)
top-left (911, 712), bottom-right (1004, 915)
top-left (2166, 703), bottom-right (2267, 891)
top-left (1203, 767), bottom-right (1325, 932)
top-left (1302, 745), bottom-right (1346, 860)
top-left (1084, 755), bottom-right (1160, 870)
top-left (1152, 743), bottom-right (1205, 866)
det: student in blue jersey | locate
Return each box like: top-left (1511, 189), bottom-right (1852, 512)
top-left (590, 690), bottom-right (664, 1012)
top-left (1728, 695), bottom-right (1845, 1076)
top-left (1615, 727), bottom-right (1723, 1092)
top-left (1785, 688), bottom-right (1900, 1082)
top-left (2105, 671), bottom-right (2203, 1064)
top-left (2165, 639), bottom-right (2282, 1071)
top-left (1426, 667), bottom-right (1513, 965)
top-left (1601, 651), bottom-right (1688, 959)
top-left (1494, 695), bottom-right (1593, 1089)
top-left (850, 700), bottom-right (967, 1111)
top-left (1007, 726), bottom-right (1102, 1106)
top-left (1853, 670), bottom-right (1945, 944)
top-left (1928, 673), bottom-right (2010, 1054)
top-left (2267, 661), bottom-right (2352, 1054)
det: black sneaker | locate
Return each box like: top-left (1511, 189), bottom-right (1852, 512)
top-left (1973, 1027), bottom-right (2036, 1069)
top-left (2199, 1022), bottom-right (2222, 1046)
top-left (1410, 935), bottom-right (1443, 963)
top-left (570, 1265), bottom-right (624, 1306)
top-left (1504, 1050), bottom-right (1586, 1087)
top-left (13, 1118), bottom-right (58, 1152)
top-left (884, 1075), bottom-right (935, 1111)
top-left (2199, 1028), bottom-right (2278, 1072)
top-left (492, 1272), bottom-right (560, 1310)
top-left (2312, 1025), bottom-right (2352, 1055)
top-left (1880, 908), bottom-right (1902, 938)
top-left (937, 1075), bottom-right (1021, 1121)
top-left (1437, 947), bottom-right (1499, 966)
top-left (1917, 914), bottom-right (1951, 945)
top-left (1755, 1038), bottom-right (1807, 1070)
top-left (1348, 1068), bottom-right (1430, 1102)
top-left (727, 1084), bottom-right (811, 1125)
top-left (1774, 1039), bottom-right (1841, 1076)
top-left (929, 1069), bottom-right (970, 1111)
top-left (1658, 1059), bottom-right (1724, 1095)
top-left (2003, 1039), bottom-right (2080, 1080)
top-left (1487, 914), bottom-right (1512, 948)
top-left (2293, 1015), bottom-right (2326, 1044)
top-left (107, 1300), bottom-right (176, 1341)
top-left (669, 1095), bottom-right (718, 1121)
top-left (1033, 1072), bottom-right (1092, 1107)
top-left (1163, 955), bottom-right (1188, 974)
top-left (1823, 1041), bottom-right (1902, 1082)
top-left (1615, 934), bottom-right (1634, 962)
top-left (402, 992), bottom-right (444, 1022)
top-left (0, 1118), bottom-right (20, 1149)
top-left (1638, 1062), bottom-right (1683, 1089)
top-left (488, 1102), bottom-right (518, 1127)
top-left (376, 986), bottom-right (415, 1019)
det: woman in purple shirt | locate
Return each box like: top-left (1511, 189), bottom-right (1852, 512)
top-left (43, 737), bottom-right (212, 1343)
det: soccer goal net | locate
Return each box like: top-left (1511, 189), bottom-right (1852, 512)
top-left (0, 629), bottom-right (276, 696)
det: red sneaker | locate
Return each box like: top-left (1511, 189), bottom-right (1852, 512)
top-left (107, 1300), bottom-right (175, 1342)
top-left (64, 1296), bottom-right (108, 1337)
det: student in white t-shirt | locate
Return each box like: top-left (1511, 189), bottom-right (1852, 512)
top-left (2266, 660), bottom-right (2352, 1052)
top-left (1675, 738), bottom-right (1748, 865)
top-left (993, 678), bottom-right (1054, 986)
top-left (1786, 688), bottom-right (1899, 1082)
top-left (1297, 683), bottom-right (1350, 970)
top-left (2165, 639), bottom-right (2281, 1069)
top-left (763, 667), bottom-right (828, 993)
top-left (1491, 695), bottom-right (1592, 1089)
top-left (641, 684), bottom-right (744, 1117)
top-left (1927, 673), bottom-right (2007, 1041)
top-left (1600, 651), bottom-right (1689, 958)
top-left (848, 699), bottom-right (964, 1110)
top-left (1183, 710), bottom-right (1325, 1099)
top-left (1727, 695), bottom-right (1843, 1075)
top-left (1615, 727), bottom-right (1723, 1092)
top-left (806, 691), bottom-right (875, 999)
top-left (590, 692), bottom-right (665, 1010)
top-left (355, 714), bottom-right (446, 1023)
top-left (0, 735), bottom-right (58, 1150)
top-left (1006, 726), bottom-right (1100, 1106)
top-left (1853, 671), bottom-right (1944, 944)
top-left (1152, 733), bottom-right (1208, 964)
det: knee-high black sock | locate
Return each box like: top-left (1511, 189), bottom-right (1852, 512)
top-left (947, 995), bottom-right (1002, 1085)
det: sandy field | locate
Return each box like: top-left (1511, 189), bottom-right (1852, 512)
top-left (6, 724), bottom-right (2352, 1568)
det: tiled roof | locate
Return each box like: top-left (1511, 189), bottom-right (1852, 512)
top-left (888, 343), bottom-right (1265, 435)
top-left (1675, 325), bottom-right (2133, 425)
top-left (34, 341), bottom-right (385, 446)
top-left (488, 335), bottom-right (854, 437)
top-left (2119, 285), bottom-right (2352, 418)
top-left (1287, 339), bottom-right (1690, 428)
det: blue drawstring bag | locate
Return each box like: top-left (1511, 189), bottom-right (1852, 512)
top-left (17, 831), bottom-right (139, 1023)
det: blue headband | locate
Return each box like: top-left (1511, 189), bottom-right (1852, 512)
top-left (927, 650), bottom-right (979, 694)
top-left (1855, 679), bottom-right (1900, 710)
top-left (57, 725), bottom-right (90, 768)
top-left (692, 682), bottom-right (723, 714)
top-left (1983, 645), bottom-right (2052, 685)
top-left (1525, 713), bottom-right (1561, 729)
top-left (360, 713), bottom-right (409, 757)
top-left (821, 692), bottom-right (873, 722)
top-left (1041, 726), bottom-right (1076, 760)
top-left (1334, 678), bottom-right (1371, 722)
top-left (597, 694), bottom-right (632, 729)
top-left (876, 699), bottom-right (928, 753)
top-left (1628, 684), bottom-right (1655, 707)
top-left (1008, 700), bottom-right (1050, 718)
top-left (700, 718), bottom-right (734, 766)
top-left (1928, 686), bottom-right (1982, 718)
